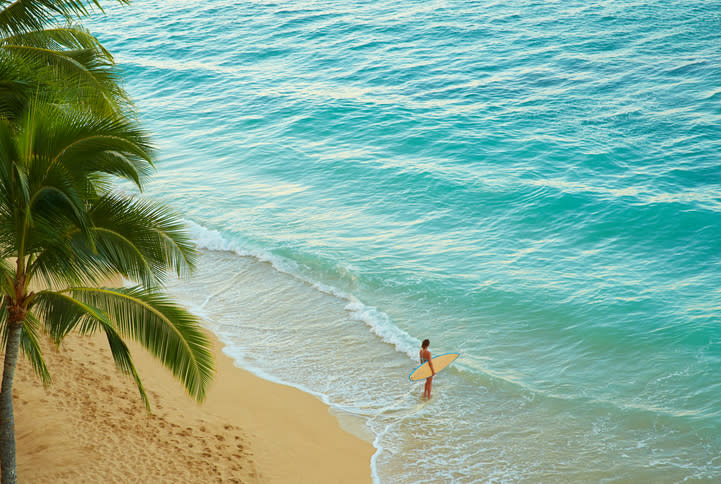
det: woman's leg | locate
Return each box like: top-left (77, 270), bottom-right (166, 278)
top-left (424, 376), bottom-right (433, 398)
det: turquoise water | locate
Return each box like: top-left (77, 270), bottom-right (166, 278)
top-left (89, 1), bottom-right (721, 481)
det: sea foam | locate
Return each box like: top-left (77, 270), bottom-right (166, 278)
top-left (185, 219), bottom-right (420, 359)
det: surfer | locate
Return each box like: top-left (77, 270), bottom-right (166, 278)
top-left (420, 339), bottom-right (436, 398)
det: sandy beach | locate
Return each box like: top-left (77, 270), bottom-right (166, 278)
top-left (12, 328), bottom-right (374, 483)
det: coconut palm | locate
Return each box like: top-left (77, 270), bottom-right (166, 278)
top-left (0, 0), bottom-right (130, 119)
top-left (0, 99), bottom-right (214, 484)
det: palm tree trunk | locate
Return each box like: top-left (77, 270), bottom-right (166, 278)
top-left (0, 323), bottom-right (22, 484)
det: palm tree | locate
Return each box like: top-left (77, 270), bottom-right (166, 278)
top-left (0, 4), bottom-right (213, 481)
top-left (0, 99), bottom-right (214, 484)
top-left (0, 0), bottom-right (131, 119)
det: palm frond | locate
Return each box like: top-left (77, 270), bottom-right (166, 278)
top-left (58, 286), bottom-right (214, 402)
top-left (0, 258), bottom-right (12, 296)
top-left (26, 213), bottom-right (121, 287)
top-left (0, 115), bottom-right (16, 184)
top-left (101, 322), bottom-right (149, 410)
top-left (0, 58), bottom-right (30, 118)
top-left (0, 1), bottom-right (127, 37)
top-left (21, 312), bottom-right (51, 386)
top-left (5, 34), bottom-right (128, 115)
top-left (0, 33), bottom-right (129, 119)
top-left (89, 194), bottom-right (197, 283)
top-left (28, 192), bottom-right (197, 289)
top-left (31, 289), bottom-right (150, 408)
top-left (23, 100), bottom-right (153, 187)
top-left (2, 43), bottom-right (123, 115)
top-left (32, 288), bottom-right (107, 342)
top-left (3, 25), bottom-right (112, 57)
top-left (15, 112), bottom-right (95, 253)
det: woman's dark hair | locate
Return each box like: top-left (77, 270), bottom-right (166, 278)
top-left (422, 339), bottom-right (430, 348)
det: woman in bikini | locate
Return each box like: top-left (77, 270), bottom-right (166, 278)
top-left (419, 339), bottom-right (436, 398)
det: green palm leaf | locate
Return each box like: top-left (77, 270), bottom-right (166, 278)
top-left (0, 1), bottom-right (126, 37)
top-left (0, 59), bottom-right (29, 118)
top-left (31, 289), bottom-right (151, 407)
top-left (0, 248), bottom-right (11, 288)
top-left (35, 286), bottom-right (214, 402)
top-left (20, 313), bottom-right (51, 386)
top-left (101, 322), bottom-right (149, 409)
top-left (27, 193), bottom-right (196, 289)
top-left (20, 100), bottom-right (153, 188)
top-left (87, 194), bottom-right (197, 284)
top-left (2, 43), bottom-right (125, 115)
top-left (3, 26), bottom-right (112, 55)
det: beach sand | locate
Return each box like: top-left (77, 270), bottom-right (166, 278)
top-left (12, 329), bottom-right (374, 483)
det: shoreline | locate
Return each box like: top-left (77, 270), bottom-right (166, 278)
top-left (13, 328), bottom-right (374, 482)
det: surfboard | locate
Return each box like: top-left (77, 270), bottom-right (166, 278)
top-left (409, 353), bottom-right (460, 382)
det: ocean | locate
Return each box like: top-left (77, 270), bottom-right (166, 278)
top-left (88, 1), bottom-right (721, 482)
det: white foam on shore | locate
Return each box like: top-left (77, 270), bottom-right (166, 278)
top-left (185, 219), bottom-right (420, 360)
top-left (344, 300), bottom-right (418, 359)
top-left (186, 219), bottom-right (298, 274)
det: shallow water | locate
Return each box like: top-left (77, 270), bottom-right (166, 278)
top-left (89, 1), bottom-right (721, 481)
